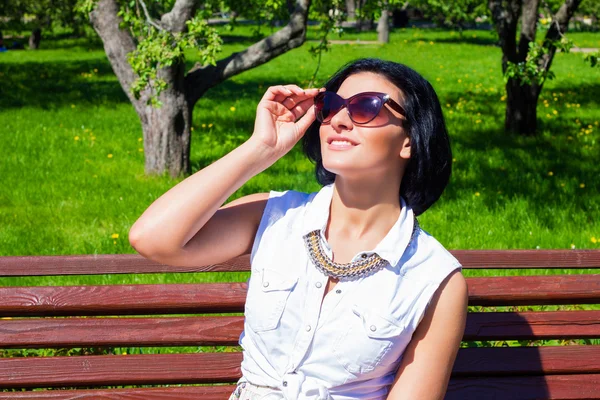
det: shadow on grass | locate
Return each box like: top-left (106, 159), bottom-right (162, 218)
top-left (0, 59), bottom-right (128, 109)
top-left (441, 83), bottom-right (599, 226)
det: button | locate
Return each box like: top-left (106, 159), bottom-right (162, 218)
top-left (370, 325), bottom-right (377, 332)
top-left (283, 381), bottom-right (288, 387)
top-left (361, 253), bottom-right (368, 259)
top-left (315, 282), bottom-right (322, 288)
top-left (336, 289), bottom-right (342, 294)
top-left (305, 325), bottom-right (312, 332)
top-left (263, 282), bottom-right (269, 288)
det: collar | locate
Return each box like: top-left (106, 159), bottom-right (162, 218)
top-left (301, 183), bottom-right (416, 269)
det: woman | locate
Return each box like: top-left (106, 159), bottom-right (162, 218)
top-left (129, 58), bottom-right (468, 400)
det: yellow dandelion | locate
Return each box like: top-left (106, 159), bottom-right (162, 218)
top-left (138, 148), bottom-right (143, 152)
top-left (71, 104), bottom-right (76, 109)
top-left (452, 158), bottom-right (457, 162)
top-left (475, 192), bottom-right (480, 197)
top-left (107, 154), bottom-right (113, 158)
top-left (475, 119), bottom-right (482, 124)
top-left (439, 65), bottom-right (444, 69)
top-left (111, 233), bottom-right (119, 239)
top-left (113, 241), bottom-right (117, 245)
top-left (592, 237), bottom-right (597, 244)
top-left (552, 110), bottom-right (558, 115)
top-left (230, 106), bottom-right (236, 112)
top-left (208, 123), bottom-right (213, 128)
top-left (561, 183), bottom-right (565, 187)
top-left (436, 78), bottom-right (441, 82)
top-left (548, 171), bottom-right (553, 176)
top-left (138, 138), bottom-right (143, 142)
top-left (500, 95), bottom-right (506, 101)
top-left (580, 183), bottom-right (585, 188)
top-left (429, 41), bottom-right (434, 45)
top-left (458, 79), bottom-right (462, 83)
top-left (74, 136), bottom-right (80, 141)
top-left (202, 124), bottom-right (206, 128)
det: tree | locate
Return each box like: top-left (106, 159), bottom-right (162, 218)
top-left (79, 0), bottom-right (312, 177)
top-left (413, 0), bottom-right (489, 35)
top-left (489, 0), bottom-right (584, 135)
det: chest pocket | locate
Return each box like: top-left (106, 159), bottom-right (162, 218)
top-left (245, 268), bottom-right (298, 332)
top-left (333, 304), bottom-right (409, 375)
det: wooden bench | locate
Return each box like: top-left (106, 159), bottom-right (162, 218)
top-left (1, 250), bottom-right (599, 399)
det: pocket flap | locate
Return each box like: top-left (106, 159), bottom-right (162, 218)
top-left (352, 305), bottom-right (405, 339)
top-left (260, 268), bottom-right (298, 292)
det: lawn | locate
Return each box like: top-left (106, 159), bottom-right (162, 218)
top-left (0, 26), bottom-right (599, 288)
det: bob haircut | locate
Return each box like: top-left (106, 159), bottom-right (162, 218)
top-left (302, 58), bottom-right (452, 216)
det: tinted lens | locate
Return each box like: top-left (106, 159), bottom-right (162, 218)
top-left (348, 95), bottom-right (382, 124)
top-left (315, 92), bottom-right (344, 123)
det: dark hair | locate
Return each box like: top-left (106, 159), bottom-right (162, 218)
top-left (302, 58), bottom-right (452, 216)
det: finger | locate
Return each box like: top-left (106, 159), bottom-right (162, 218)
top-left (294, 105), bottom-right (317, 139)
top-left (289, 97), bottom-right (316, 120)
top-left (262, 100), bottom-right (295, 122)
top-left (261, 85), bottom-right (294, 103)
top-left (281, 88), bottom-right (322, 109)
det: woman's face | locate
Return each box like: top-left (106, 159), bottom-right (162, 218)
top-left (318, 72), bottom-right (410, 182)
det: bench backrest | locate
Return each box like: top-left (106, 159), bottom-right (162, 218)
top-left (1, 250), bottom-right (599, 399)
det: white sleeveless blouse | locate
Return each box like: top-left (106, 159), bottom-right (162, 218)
top-left (238, 184), bottom-right (462, 399)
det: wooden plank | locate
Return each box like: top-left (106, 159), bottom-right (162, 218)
top-left (446, 374), bottom-right (600, 400)
top-left (453, 250), bottom-right (600, 269)
top-left (1, 250), bottom-right (598, 277)
top-left (0, 283), bottom-right (247, 317)
top-left (464, 310), bottom-right (600, 341)
top-left (1, 347), bottom-right (598, 389)
top-left (467, 275), bottom-right (600, 306)
top-left (2, 311), bottom-right (600, 349)
top-left (0, 386), bottom-right (236, 399)
top-left (452, 346), bottom-right (600, 377)
top-left (0, 254), bottom-right (251, 276)
top-left (2, 275), bottom-right (599, 318)
top-left (0, 353), bottom-right (242, 389)
top-left (0, 317), bottom-right (244, 348)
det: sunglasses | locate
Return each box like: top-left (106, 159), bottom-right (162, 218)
top-left (314, 91), bottom-right (406, 124)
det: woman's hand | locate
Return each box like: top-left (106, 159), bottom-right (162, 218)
top-left (249, 84), bottom-right (322, 160)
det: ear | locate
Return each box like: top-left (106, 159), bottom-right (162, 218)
top-left (399, 135), bottom-right (411, 160)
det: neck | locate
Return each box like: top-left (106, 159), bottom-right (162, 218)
top-left (327, 177), bottom-right (402, 241)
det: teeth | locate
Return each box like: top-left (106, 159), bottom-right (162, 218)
top-left (331, 140), bottom-right (353, 145)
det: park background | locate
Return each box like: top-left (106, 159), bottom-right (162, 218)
top-left (0, 4), bottom-right (599, 291)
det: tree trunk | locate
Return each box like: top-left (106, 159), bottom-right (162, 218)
top-left (138, 64), bottom-right (191, 177)
top-left (505, 78), bottom-right (540, 135)
top-left (377, 4), bottom-right (389, 43)
top-left (29, 28), bottom-right (41, 49)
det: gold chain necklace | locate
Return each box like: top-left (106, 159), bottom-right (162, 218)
top-left (303, 217), bottom-right (419, 281)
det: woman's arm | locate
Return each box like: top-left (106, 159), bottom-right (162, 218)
top-left (386, 270), bottom-right (468, 400)
top-left (129, 85), bottom-right (320, 267)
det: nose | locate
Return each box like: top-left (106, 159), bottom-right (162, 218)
top-left (329, 106), bottom-right (353, 132)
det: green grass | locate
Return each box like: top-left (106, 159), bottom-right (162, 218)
top-left (0, 27), bottom-right (599, 288)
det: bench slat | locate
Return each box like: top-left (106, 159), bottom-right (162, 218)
top-left (0, 284), bottom-right (247, 317)
top-left (464, 310), bottom-right (600, 340)
top-left (0, 353), bottom-right (242, 389)
top-left (1, 275), bottom-right (599, 318)
top-left (1, 347), bottom-right (599, 388)
top-left (446, 374), bottom-right (600, 400)
top-left (0, 317), bottom-right (244, 348)
top-left (2, 310), bottom-right (600, 349)
top-left (0, 376), bottom-right (599, 400)
top-left (453, 346), bottom-right (600, 376)
top-left (0, 386), bottom-right (236, 399)
top-left (1, 250), bottom-right (598, 277)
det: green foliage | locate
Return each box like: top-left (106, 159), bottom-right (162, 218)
top-left (584, 51), bottom-right (600, 68)
top-left (412, 0), bottom-right (490, 32)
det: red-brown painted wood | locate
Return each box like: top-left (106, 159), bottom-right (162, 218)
top-left (2, 310), bottom-right (600, 349)
top-left (0, 353), bottom-right (242, 389)
top-left (467, 275), bottom-right (600, 305)
top-left (464, 310), bottom-right (600, 340)
top-left (1, 250), bottom-right (598, 277)
top-left (0, 316), bottom-right (244, 348)
top-left (2, 275), bottom-right (599, 318)
top-left (1, 346), bottom-right (599, 389)
top-left (446, 374), bottom-right (600, 399)
top-left (0, 386), bottom-right (236, 399)
top-left (0, 283), bottom-right (248, 317)
top-left (452, 346), bottom-right (600, 377)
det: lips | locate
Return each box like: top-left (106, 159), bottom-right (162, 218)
top-left (326, 135), bottom-right (359, 145)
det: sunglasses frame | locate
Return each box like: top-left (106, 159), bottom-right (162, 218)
top-left (314, 91), bottom-right (406, 125)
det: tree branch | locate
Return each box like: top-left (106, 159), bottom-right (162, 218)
top-left (184, 0), bottom-right (312, 105)
top-left (90, 0), bottom-right (141, 109)
top-left (518, 0), bottom-right (540, 60)
top-left (139, 0), bottom-right (165, 31)
top-left (488, 0), bottom-right (521, 67)
top-left (161, 0), bottom-right (197, 33)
